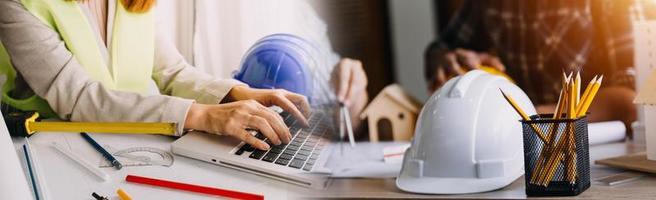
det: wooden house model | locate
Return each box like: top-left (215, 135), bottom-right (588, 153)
top-left (360, 84), bottom-right (422, 142)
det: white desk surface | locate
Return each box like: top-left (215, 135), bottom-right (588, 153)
top-left (12, 133), bottom-right (298, 200)
top-left (12, 133), bottom-right (654, 199)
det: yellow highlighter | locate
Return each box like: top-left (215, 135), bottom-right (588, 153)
top-left (5, 111), bottom-right (176, 137)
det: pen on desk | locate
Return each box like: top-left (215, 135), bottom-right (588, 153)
top-left (117, 188), bottom-right (133, 200)
top-left (125, 174), bottom-right (264, 200)
top-left (23, 138), bottom-right (50, 200)
top-left (81, 132), bottom-right (122, 170)
top-left (51, 142), bottom-right (110, 181)
top-left (91, 192), bottom-right (109, 200)
top-left (22, 141), bottom-right (41, 200)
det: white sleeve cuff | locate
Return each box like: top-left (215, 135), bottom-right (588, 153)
top-left (194, 79), bottom-right (246, 104)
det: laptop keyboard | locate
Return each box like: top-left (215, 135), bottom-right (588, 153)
top-left (234, 110), bottom-right (329, 171)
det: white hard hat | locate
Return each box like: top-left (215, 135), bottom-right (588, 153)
top-left (396, 70), bottom-right (536, 194)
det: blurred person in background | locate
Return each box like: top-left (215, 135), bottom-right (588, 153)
top-left (424, 0), bottom-right (656, 133)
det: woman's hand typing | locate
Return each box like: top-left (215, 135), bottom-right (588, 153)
top-left (184, 86), bottom-right (311, 150)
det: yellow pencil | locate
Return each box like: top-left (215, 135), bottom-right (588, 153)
top-left (577, 76), bottom-right (603, 117)
top-left (574, 72), bottom-right (581, 106)
top-left (553, 73), bottom-right (572, 118)
top-left (117, 188), bottom-right (132, 200)
top-left (539, 126), bottom-right (572, 185)
top-left (542, 84), bottom-right (576, 184)
top-left (537, 73), bottom-right (574, 184)
top-left (499, 89), bottom-right (547, 142)
top-left (531, 80), bottom-right (569, 184)
top-left (532, 73), bottom-right (603, 186)
top-left (577, 76), bottom-right (597, 109)
top-left (500, 89), bottom-right (530, 120)
top-left (568, 78), bottom-right (576, 119)
top-left (543, 75), bottom-right (602, 185)
top-left (561, 72), bottom-right (573, 118)
top-left (566, 72), bottom-right (573, 85)
top-left (536, 81), bottom-right (572, 184)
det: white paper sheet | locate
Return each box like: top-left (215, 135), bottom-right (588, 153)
top-left (382, 143), bottom-right (411, 164)
top-left (588, 121), bottom-right (626, 146)
top-left (0, 126), bottom-right (33, 199)
top-left (326, 142), bottom-right (409, 178)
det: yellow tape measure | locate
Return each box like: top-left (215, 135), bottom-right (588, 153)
top-left (6, 111), bottom-right (176, 137)
top-left (444, 65), bottom-right (514, 83)
top-left (479, 66), bottom-right (514, 82)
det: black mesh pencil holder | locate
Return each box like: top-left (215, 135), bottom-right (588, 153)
top-left (521, 114), bottom-right (590, 196)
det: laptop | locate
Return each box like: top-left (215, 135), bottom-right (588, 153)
top-left (171, 105), bottom-right (338, 189)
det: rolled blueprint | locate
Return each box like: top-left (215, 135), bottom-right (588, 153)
top-left (588, 121), bottom-right (626, 146)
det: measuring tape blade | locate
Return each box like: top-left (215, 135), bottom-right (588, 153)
top-left (28, 121), bottom-right (176, 135)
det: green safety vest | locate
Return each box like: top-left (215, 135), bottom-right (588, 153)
top-left (0, 0), bottom-right (154, 118)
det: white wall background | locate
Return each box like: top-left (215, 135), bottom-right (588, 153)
top-left (155, 1), bottom-right (195, 62)
top-left (156, 0), bottom-right (337, 80)
top-left (387, 0), bottom-right (436, 101)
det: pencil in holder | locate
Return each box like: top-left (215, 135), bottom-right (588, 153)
top-left (521, 114), bottom-right (590, 196)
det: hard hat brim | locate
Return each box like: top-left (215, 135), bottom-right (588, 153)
top-left (395, 170), bottom-right (522, 194)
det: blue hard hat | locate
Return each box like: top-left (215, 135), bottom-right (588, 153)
top-left (234, 34), bottom-right (319, 100)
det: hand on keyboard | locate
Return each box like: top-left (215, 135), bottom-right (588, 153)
top-left (184, 86), bottom-right (313, 151)
top-left (236, 111), bottom-right (329, 171)
top-left (184, 100), bottom-right (292, 150)
top-left (227, 86), bottom-right (311, 127)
